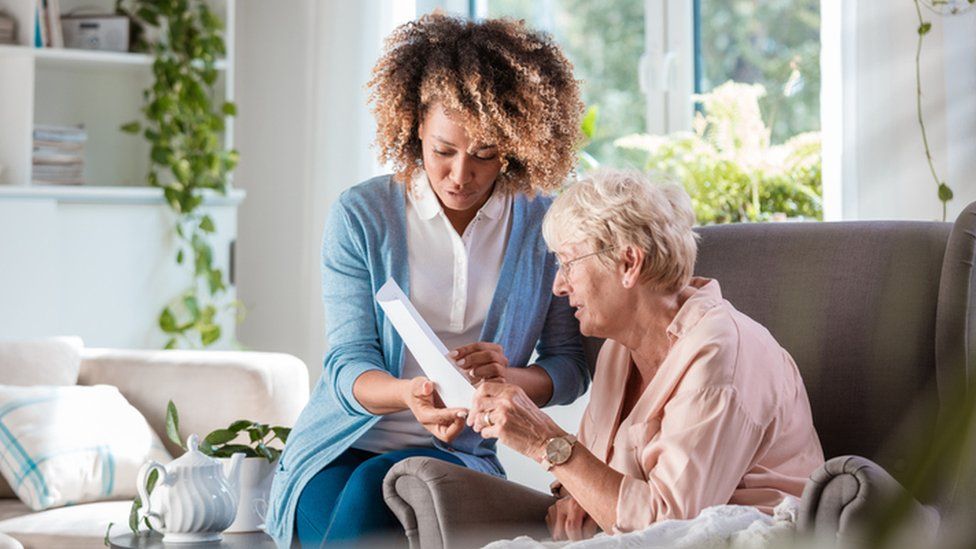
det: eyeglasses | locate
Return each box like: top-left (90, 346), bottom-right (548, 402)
top-left (554, 246), bottom-right (617, 278)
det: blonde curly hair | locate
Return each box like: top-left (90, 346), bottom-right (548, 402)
top-left (367, 13), bottom-right (584, 194)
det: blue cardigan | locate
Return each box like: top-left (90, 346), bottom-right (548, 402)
top-left (266, 175), bottom-right (589, 548)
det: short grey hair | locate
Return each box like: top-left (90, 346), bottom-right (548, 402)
top-left (543, 169), bottom-right (699, 292)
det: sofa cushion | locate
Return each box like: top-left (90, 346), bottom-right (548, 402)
top-left (0, 532), bottom-right (22, 549)
top-left (0, 385), bottom-right (170, 511)
top-left (0, 337), bottom-right (83, 387)
top-left (0, 337), bottom-right (85, 500)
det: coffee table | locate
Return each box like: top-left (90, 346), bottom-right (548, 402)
top-left (109, 531), bottom-right (275, 548)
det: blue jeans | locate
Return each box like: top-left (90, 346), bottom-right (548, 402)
top-left (294, 447), bottom-right (464, 548)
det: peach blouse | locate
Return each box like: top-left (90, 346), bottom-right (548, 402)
top-left (577, 278), bottom-right (824, 533)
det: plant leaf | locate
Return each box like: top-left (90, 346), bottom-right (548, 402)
top-left (271, 426), bottom-right (291, 444)
top-left (252, 423), bottom-right (270, 440)
top-left (222, 102), bottom-right (237, 116)
top-left (128, 496), bottom-right (141, 534)
top-left (228, 420), bottom-right (253, 432)
top-left (197, 440), bottom-right (217, 455)
top-left (212, 444), bottom-right (257, 458)
top-left (580, 105), bottom-right (599, 140)
top-left (164, 338), bottom-right (177, 350)
top-left (938, 182), bottom-right (954, 202)
top-left (200, 323), bottom-right (221, 346)
top-left (166, 400), bottom-right (183, 448)
top-left (176, 249), bottom-right (184, 264)
top-left (120, 121), bottom-right (141, 134)
top-left (182, 295), bottom-right (200, 319)
top-left (205, 428), bottom-right (238, 445)
top-left (159, 308), bottom-right (178, 333)
top-left (918, 22), bottom-right (931, 35)
top-left (145, 468), bottom-right (159, 494)
top-left (208, 269), bottom-right (226, 294)
top-left (199, 215), bottom-right (216, 233)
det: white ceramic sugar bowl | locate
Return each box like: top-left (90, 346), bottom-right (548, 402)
top-left (137, 434), bottom-right (244, 543)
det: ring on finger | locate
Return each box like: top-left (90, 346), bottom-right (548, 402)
top-left (483, 411), bottom-right (493, 427)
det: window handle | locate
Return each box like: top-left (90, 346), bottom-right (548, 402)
top-left (638, 50), bottom-right (676, 93)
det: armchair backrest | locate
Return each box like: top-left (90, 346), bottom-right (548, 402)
top-left (696, 204), bottom-right (975, 466)
top-left (582, 203), bottom-right (975, 470)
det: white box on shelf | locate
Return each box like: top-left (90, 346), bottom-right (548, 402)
top-left (60, 15), bottom-right (128, 52)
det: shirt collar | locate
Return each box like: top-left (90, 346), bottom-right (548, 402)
top-left (408, 172), bottom-right (506, 221)
top-left (408, 172), bottom-right (442, 221)
top-left (666, 277), bottom-right (723, 342)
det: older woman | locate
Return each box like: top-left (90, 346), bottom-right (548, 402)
top-left (266, 13), bottom-right (590, 549)
top-left (469, 170), bottom-right (824, 541)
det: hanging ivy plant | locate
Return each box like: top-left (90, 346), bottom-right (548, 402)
top-left (118, 0), bottom-right (241, 348)
top-left (912, 0), bottom-right (974, 220)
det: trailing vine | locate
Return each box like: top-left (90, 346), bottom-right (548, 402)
top-left (912, 0), bottom-right (967, 221)
top-left (118, 0), bottom-right (240, 348)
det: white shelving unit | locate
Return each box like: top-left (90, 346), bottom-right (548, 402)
top-left (0, 0), bottom-right (244, 350)
top-left (0, 0), bottom-right (235, 190)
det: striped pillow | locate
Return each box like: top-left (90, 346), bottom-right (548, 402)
top-left (0, 385), bottom-right (171, 511)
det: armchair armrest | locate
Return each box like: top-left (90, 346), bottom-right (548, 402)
top-left (78, 348), bottom-right (309, 455)
top-left (384, 457), bottom-right (555, 549)
top-left (799, 455), bottom-right (941, 545)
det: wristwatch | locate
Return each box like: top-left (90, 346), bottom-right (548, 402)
top-left (540, 434), bottom-right (577, 471)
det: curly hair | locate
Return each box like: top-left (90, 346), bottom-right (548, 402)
top-left (367, 13), bottom-right (584, 194)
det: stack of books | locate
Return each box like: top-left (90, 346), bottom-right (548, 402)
top-left (32, 124), bottom-right (87, 186)
top-left (0, 12), bottom-right (15, 45)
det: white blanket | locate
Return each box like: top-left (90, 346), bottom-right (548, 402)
top-left (484, 496), bottom-right (799, 549)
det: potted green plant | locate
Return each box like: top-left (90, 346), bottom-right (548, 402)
top-left (117, 0), bottom-right (241, 349)
top-left (106, 401), bottom-right (290, 541)
top-left (164, 403), bottom-right (289, 532)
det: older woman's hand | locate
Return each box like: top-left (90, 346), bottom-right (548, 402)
top-left (466, 380), bottom-right (565, 458)
top-left (450, 342), bottom-right (509, 384)
top-left (404, 377), bottom-right (468, 443)
top-left (547, 496), bottom-right (599, 541)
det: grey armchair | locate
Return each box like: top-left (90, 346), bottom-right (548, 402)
top-left (383, 202), bottom-right (976, 548)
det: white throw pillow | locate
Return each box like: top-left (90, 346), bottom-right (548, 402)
top-left (0, 384), bottom-right (171, 511)
top-left (0, 337), bottom-right (85, 499)
top-left (0, 337), bottom-right (83, 386)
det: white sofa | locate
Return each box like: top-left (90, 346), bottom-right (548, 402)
top-left (0, 339), bottom-right (310, 549)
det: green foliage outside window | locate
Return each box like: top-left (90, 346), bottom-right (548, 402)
top-left (699, 0), bottom-right (821, 143)
top-left (616, 81), bottom-right (822, 224)
top-left (485, 0), bottom-right (645, 168)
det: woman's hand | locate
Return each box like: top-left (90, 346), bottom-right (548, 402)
top-left (403, 377), bottom-right (468, 443)
top-left (467, 380), bottom-right (565, 458)
top-left (546, 495), bottom-right (599, 541)
top-left (450, 342), bottom-right (509, 384)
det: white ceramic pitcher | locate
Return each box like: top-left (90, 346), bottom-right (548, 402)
top-left (137, 434), bottom-right (244, 543)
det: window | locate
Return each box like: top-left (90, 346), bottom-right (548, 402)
top-left (469, 0), bottom-right (823, 222)
top-left (479, 0), bottom-right (646, 168)
top-left (695, 0), bottom-right (821, 142)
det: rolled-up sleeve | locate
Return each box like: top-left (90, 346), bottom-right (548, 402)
top-left (534, 292), bottom-right (590, 407)
top-left (320, 196), bottom-right (387, 417)
top-left (615, 386), bottom-right (764, 532)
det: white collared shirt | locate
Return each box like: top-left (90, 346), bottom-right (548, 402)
top-left (353, 174), bottom-right (513, 452)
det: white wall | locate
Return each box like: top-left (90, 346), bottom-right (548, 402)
top-left (840, 1), bottom-right (975, 221)
top-left (0, 193), bottom-right (240, 348)
top-left (233, 0), bottom-right (317, 368)
top-left (234, 1), bottom-right (408, 382)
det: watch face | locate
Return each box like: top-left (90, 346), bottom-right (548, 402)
top-left (547, 437), bottom-right (573, 465)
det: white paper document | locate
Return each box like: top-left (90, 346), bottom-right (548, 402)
top-left (375, 278), bottom-right (476, 409)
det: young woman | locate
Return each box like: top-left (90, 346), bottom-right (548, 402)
top-left (266, 13), bottom-right (591, 548)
